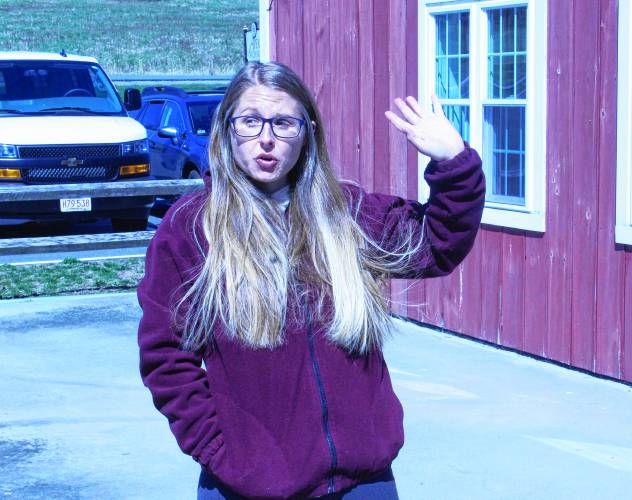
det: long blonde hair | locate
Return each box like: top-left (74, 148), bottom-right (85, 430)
top-left (174, 62), bottom-right (424, 355)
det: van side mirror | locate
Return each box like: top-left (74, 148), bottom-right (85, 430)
top-left (124, 88), bottom-right (142, 111)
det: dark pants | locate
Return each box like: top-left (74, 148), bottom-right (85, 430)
top-left (197, 467), bottom-right (399, 499)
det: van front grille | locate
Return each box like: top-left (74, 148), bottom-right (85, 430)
top-left (23, 166), bottom-right (118, 184)
top-left (18, 145), bottom-right (121, 159)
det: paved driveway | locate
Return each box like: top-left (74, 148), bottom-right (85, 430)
top-left (1, 292), bottom-right (631, 499)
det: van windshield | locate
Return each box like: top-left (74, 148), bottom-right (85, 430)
top-left (0, 61), bottom-right (124, 115)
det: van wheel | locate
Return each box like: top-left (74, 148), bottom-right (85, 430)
top-left (111, 217), bottom-right (148, 232)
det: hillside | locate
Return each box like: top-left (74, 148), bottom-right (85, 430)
top-left (0, 0), bottom-right (258, 75)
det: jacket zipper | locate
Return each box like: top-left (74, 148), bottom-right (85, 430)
top-left (303, 298), bottom-right (338, 494)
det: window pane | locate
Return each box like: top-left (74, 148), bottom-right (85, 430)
top-left (489, 10), bottom-right (501, 53)
top-left (444, 105), bottom-right (470, 142)
top-left (461, 14), bottom-right (469, 53)
top-left (435, 12), bottom-right (469, 99)
top-left (483, 106), bottom-right (526, 205)
top-left (502, 9), bottom-right (515, 52)
top-left (448, 57), bottom-right (460, 98)
top-left (448, 14), bottom-right (460, 54)
top-left (516, 8), bottom-right (527, 52)
top-left (437, 15), bottom-right (447, 57)
top-left (460, 57), bottom-right (469, 97)
top-left (489, 55), bottom-right (501, 98)
top-left (505, 153), bottom-right (523, 198)
top-left (516, 54), bottom-right (526, 98)
top-left (487, 6), bottom-right (527, 100)
top-left (506, 107), bottom-right (523, 150)
top-left (502, 54), bottom-right (515, 98)
top-left (436, 57), bottom-right (448, 98)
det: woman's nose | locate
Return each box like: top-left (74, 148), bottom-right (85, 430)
top-left (259, 122), bottom-right (275, 145)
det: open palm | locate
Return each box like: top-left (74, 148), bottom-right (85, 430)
top-left (385, 95), bottom-right (465, 162)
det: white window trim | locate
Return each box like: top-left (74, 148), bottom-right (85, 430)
top-left (616, 0), bottom-right (632, 244)
top-left (258, 0), bottom-right (271, 63)
top-left (418, 0), bottom-right (547, 233)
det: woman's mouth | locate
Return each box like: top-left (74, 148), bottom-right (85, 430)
top-left (256, 154), bottom-right (279, 171)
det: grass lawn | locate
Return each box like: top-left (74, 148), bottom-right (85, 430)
top-left (0, 0), bottom-right (258, 75)
top-left (0, 258), bottom-right (145, 299)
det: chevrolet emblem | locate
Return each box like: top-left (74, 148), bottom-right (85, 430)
top-left (61, 157), bottom-right (84, 167)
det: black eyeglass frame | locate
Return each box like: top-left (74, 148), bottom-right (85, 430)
top-left (229, 115), bottom-right (307, 139)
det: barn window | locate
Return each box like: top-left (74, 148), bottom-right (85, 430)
top-left (419, 0), bottom-right (547, 232)
top-left (616, 0), bottom-right (632, 244)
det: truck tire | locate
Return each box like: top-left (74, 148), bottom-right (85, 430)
top-left (186, 168), bottom-right (201, 179)
top-left (111, 217), bottom-right (148, 232)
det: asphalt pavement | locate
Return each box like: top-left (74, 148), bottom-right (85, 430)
top-left (1, 292), bottom-right (631, 499)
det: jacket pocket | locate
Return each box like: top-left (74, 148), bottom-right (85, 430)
top-left (208, 392), bottom-right (299, 498)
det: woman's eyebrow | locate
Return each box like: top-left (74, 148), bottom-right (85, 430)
top-left (236, 107), bottom-right (262, 115)
top-left (235, 107), bottom-right (298, 117)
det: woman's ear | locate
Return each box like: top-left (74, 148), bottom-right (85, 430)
top-left (303, 120), bottom-right (317, 146)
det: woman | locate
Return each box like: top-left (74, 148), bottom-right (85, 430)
top-left (138, 61), bottom-right (485, 499)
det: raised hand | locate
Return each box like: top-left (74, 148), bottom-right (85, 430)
top-left (385, 94), bottom-right (465, 162)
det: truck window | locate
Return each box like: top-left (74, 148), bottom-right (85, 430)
top-left (188, 101), bottom-right (220, 135)
top-left (142, 101), bottom-right (165, 130)
top-left (159, 101), bottom-right (185, 132)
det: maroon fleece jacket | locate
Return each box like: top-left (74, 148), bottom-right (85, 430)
top-left (137, 145), bottom-right (485, 498)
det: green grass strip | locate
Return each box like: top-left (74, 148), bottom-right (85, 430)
top-left (0, 0), bottom-right (258, 75)
top-left (0, 258), bottom-right (146, 300)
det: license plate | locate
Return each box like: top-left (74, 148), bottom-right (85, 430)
top-left (60, 197), bottom-right (92, 212)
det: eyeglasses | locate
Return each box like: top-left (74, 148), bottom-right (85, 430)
top-left (229, 115), bottom-right (305, 139)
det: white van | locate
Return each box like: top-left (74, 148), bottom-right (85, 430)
top-left (0, 51), bottom-right (152, 231)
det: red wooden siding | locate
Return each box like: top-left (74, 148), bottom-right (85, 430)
top-left (545, 0), bottom-right (574, 365)
top-left (595, 0), bottom-right (623, 377)
top-left (270, 0), bottom-right (632, 383)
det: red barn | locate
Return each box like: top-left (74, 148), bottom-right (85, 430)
top-left (257, 0), bottom-right (632, 383)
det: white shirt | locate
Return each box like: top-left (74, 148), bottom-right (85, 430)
top-left (268, 184), bottom-right (291, 212)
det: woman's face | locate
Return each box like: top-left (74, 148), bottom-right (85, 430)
top-left (230, 85), bottom-right (306, 193)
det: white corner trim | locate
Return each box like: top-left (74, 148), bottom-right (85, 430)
top-left (616, 0), bottom-right (632, 245)
top-left (258, 0), bottom-right (271, 62)
top-left (616, 225), bottom-right (632, 244)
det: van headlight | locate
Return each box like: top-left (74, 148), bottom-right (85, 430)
top-left (121, 139), bottom-right (149, 155)
top-left (0, 144), bottom-right (17, 158)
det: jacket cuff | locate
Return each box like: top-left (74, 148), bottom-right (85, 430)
top-left (195, 434), bottom-right (225, 469)
top-left (426, 141), bottom-right (477, 170)
top-left (424, 143), bottom-right (482, 185)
